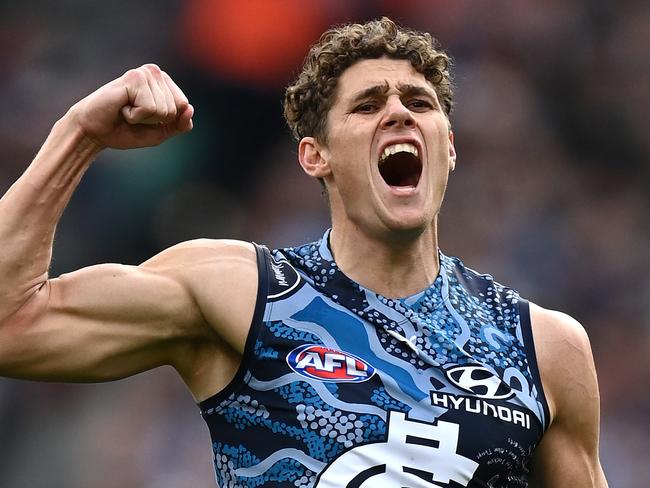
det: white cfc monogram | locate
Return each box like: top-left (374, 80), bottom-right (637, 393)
top-left (316, 411), bottom-right (479, 487)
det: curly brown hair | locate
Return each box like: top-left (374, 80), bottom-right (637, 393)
top-left (283, 17), bottom-right (454, 143)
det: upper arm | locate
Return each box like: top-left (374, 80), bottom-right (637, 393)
top-left (529, 304), bottom-right (608, 487)
top-left (0, 239), bottom-right (256, 383)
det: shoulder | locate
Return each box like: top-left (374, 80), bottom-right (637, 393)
top-left (528, 304), bottom-right (608, 486)
top-left (143, 238), bottom-right (257, 268)
top-left (140, 239), bottom-right (260, 293)
top-left (142, 238), bottom-right (262, 336)
top-left (529, 303), bottom-right (592, 357)
top-left (529, 303), bottom-right (598, 425)
top-left (144, 240), bottom-right (266, 400)
top-left (149, 237), bottom-right (261, 298)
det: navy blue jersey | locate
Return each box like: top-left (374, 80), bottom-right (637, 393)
top-left (199, 230), bottom-right (549, 487)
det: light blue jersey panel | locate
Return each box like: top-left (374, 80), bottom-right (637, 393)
top-left (199, 229), bottom-right (549, 487)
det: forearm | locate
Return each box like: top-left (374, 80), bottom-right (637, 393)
top-left (0, 110), bottom-right (102, 320)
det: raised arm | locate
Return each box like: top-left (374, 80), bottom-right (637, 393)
top-left (0, 64), bottom-right (193, 321)
top-left (0, 65), bottom-right (242, 387)
top-left (529, 304), bottom-right (608, 487)
top-left (0, 238), bottom-right (258, 391)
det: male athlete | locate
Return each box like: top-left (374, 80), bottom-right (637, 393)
top-left (0, 18), bottom-right (607, 487)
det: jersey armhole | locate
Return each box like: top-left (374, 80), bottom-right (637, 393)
top-left (198, 242), bottom-right (270, 412)
top-left (518, 298), bottom-right (551, 431)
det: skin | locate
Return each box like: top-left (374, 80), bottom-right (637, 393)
top-left (299, 58), bottom-right (456, 297)
top-left (0, 64), bottom-right (256, 402)
top-left (302, 59), bottom-right (608, 485)
top-left (0, 59), bottom-right (607, 486)
top-left (528, 304), bottom-right (608, 487)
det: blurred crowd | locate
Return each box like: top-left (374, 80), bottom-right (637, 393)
top-left (0, 0), bottom-right (647, 486)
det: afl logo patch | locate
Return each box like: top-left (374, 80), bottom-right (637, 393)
top-left (445, 365), bottom-right (513, 399)
top-left (287, 345), bottom-right (375, 383)
top-left (268, 256), bottom-right (301, 300)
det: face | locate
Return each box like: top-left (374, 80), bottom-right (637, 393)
top-left (299, 57), bottom-right (456, 240)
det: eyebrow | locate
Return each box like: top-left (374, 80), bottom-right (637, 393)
top-left (396, 83), bottom-right (437, 100)
top-left (349, 81), bottom-right (437, 104)
top-left (349, 82), bottom-right (390, 103)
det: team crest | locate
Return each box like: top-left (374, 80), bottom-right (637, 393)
top-left (287, 345), bottom-right (375, 383)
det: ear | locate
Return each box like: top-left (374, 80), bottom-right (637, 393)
top-left (298, 137), bottom-right (331, 179)
top-left (448, 130), bottom-right (457, 172)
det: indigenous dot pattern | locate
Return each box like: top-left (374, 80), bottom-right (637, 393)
top-left (296, 405), bottom-right (366, 448)
top-left (281, 234), bottom-right (533, 386)
top-left (199, 230), bottom-right (548, 487)
top-left (213, 442), bottom-right (316, 487)
top-left (268, 321), bottom-right (321, 343)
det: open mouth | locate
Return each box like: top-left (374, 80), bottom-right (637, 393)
top-left (378, 143), bottom-right (422, 188)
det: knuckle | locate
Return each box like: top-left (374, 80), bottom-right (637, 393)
top-left (175, 95), bottom-right (189, 109)
top-left (143, 63), bottom-right (163, 77)
top-left (143, 63), bottom-right (161, 72)
top-left (124, 68), bottom-right (144, 82)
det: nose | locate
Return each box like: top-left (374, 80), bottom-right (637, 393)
top-left (380, 96), bottom-right (415, 130)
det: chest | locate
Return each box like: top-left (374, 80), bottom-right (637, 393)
top-left (246, 284), bottom-right (543, 486)
top-left (200, 247), bottom-right (548, 487)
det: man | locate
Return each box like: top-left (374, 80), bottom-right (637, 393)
top-left (0, 17), bottom-right (607, 487)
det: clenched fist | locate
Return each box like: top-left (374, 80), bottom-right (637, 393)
top-left (69, 64), bottom-right (194, 150)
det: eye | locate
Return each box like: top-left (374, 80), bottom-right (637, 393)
top-left (406, 99), bottom-right (433, 111)
top-left (353, 102), bottom-right (379, 114)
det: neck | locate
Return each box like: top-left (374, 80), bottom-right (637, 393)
top-left (329, 220), bottom-right (440, 299)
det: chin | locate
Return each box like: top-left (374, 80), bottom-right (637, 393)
top-left (379, 212), bottom-right (432, 238)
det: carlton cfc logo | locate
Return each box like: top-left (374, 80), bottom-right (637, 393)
top-left (287, 345), bottom-right (375, 383)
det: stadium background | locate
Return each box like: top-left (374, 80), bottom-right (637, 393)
top-left (0, 0), bottom-right (647, 486)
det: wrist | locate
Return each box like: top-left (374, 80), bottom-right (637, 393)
top-left (59, 104), bottom-right (107, 153)
top-left (29, 108), bottom-right (104, 175)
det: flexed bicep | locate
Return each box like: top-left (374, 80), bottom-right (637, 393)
top-left (0, 260), bottom-right (207, 382)
top-left (0, 64), bottom-right (198, 380)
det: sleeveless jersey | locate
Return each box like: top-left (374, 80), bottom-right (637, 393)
top-left (199, 230), bottom-right (550, 487)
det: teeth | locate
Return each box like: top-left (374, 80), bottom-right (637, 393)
top-left (380, 143), bottom-right (419, 162)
